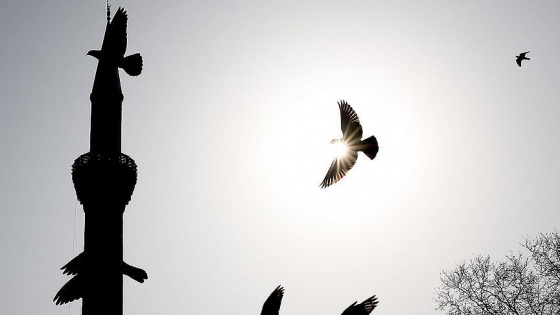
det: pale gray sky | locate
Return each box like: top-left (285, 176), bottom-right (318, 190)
top-left (2, 1), bottom-right (560, 314)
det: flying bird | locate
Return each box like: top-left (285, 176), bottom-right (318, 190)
top-left (341, 295), bottom-right (379, 315)
top-left (87, 6), bottom-right (143, 76)
top-left (320, 100), bottom-right (379, 188)
top-left (261, 285), bottom-right (284, 315)
top-left (516, 51), bottom-right (530, 67)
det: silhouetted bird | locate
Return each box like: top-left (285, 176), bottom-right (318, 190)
top-left (87, 6), bottom-right (143, 76)
top-left (53, 274), bottom-right (83, 305)
top-left (516, 51), bottom-right (530, 67)
top-left (53, 252), bottom-right (148, 305)
top-left (320, 100), bottom-right (379, 188)
top-left (261, 285), bottom-right (284, 315)
top-left (341, 295), bottom-right (379, 315)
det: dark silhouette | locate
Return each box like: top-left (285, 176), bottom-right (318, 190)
top-left (54, 4), bottom-right (145, 315)
top-left (320, 100), bottom-right (379, 188)
top-left (436, 232), bottom-right (560, 315)
top-left (53, 252), bottom-right (148, 305)
top-left (87, 6), bottom-right (143, 76)
top-left (58, 252), bottom-right (147, 282)
top-left (516, 51), bottom-right (530, 67)
top-left (259, 286), bottom-right (378, 315)
top-left (341, 295), bottom-right (379, 315)
top-left (261, 285), bottom-right (284, 315)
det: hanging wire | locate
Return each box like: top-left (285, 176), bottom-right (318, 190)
top-left (67, 199), bottom-right (78, 315)
top-left (123, 223), bottom-right (126, 315)
top-left (72, 199), bottom-right (77, 254)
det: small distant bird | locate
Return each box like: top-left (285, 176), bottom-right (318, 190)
top-left (87, 5), bottom-right (143, 76)
top-left (516, 51), bottom-right (530, 67)
top-left (261, 285), bottom-right (284, 315)
top-left (341, 295), bottom-right (379, 315)
top-left (320, 100), bottom-right (379, 188)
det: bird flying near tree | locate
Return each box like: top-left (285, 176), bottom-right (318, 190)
top-left (341, 295), bottom-right (379, 315)
top-left (258, 286), bottom-right (378, 315)
top-left (320, 100), bottom-right (379, 188)
top-left (261, 285), bottom-right (284, 315)
top-left (87, 5), bottom-right (143, 76)
top-left (516, 51), bottom-right (530, 67)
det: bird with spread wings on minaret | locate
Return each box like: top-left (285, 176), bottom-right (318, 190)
top-left (87, 4), bottom-right (143, 76)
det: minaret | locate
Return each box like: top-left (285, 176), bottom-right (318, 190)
top-left (54, 5), bottom-right (146, 315)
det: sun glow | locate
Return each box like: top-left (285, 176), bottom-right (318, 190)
top-left (329, 140), bottom-right (348, 159)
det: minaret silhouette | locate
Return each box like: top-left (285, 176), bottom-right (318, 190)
top-left (54, 5), bottom-right (146, 315)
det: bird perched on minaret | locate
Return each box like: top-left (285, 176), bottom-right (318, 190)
top-left (261, 285), bottom-right (284, 315)
top-left (516, 51), bottom-right (530, 67)
top-left (320, 100), bottom-right (379, 188)
top-left (87, 4), bottom-right (143, 76)
top-left (341, 295), bottom-right (379, 315)
top-left (53, 252), bottom-right (148, 305)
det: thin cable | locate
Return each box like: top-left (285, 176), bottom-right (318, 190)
top-left (68, 199), bottom-right (78, 315)
top-left (72, 200), bottom-right (77, 255)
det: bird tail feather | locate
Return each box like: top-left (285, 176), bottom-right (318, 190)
top-left (120, 53), bottom-right (143, 76)
top-left (360, 135), bottom-right (379, 160)
top-left (122, 262), bottom-right (148, 283)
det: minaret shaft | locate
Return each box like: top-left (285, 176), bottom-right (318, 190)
top-left (82, 209), bottom-right (124, 315)
top-left (90, 61), bottom-right (123, 153)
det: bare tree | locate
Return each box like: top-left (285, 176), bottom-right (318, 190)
top-left (524, 232), bottom-right (560, 288)
top-left (435, 233), bottom-right (560, 315)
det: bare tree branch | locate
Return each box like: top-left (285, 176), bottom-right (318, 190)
top-left (435, 233), bottom-right (560, 315)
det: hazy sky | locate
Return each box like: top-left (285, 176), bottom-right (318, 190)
top-left (2, 1), bottom-right (560, 314)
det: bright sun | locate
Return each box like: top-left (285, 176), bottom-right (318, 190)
top-left (329, 140), bottom-right (348, 159)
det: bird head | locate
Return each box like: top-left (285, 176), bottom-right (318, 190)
top-left (87, 50), bottom-right (102, 60)
top-left (329, 138), bottom-right (348, 158)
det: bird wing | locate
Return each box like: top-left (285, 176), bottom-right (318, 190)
top-left (357, 296), bottom-right (379, 315)
top-left (60, 252), bottom-right (86, 275)
top-left (338, 100), bottom-right (363, 142)
top-left (53, 275), bottom-right (83, 305)
top-left (341, 301), bottom-right (358, 315)
top-left (102, 7), bottom-right (128, 57)
top-left (261, 285), bottom-right (284, 315)
top-left (516, 58), bottom-right (522, 67)
top-left (340, 296), bottom-right (379, 315)
top-left (320, 150), bottom-right (358, 188)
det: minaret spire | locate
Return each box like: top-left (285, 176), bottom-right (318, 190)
top-left (107, 1), bottom-right (111, 22)
top-left (53, 6), bottom-right (147, 315)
